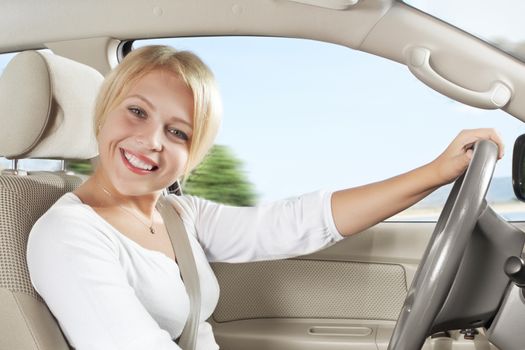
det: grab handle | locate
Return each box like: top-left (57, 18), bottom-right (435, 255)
top-left (407, 47), bottom-right (511, 109)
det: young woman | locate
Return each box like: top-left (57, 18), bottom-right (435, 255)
top-left (26, 45), bottom-right (504, 350)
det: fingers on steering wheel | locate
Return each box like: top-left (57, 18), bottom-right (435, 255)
top-left (465, 148), bottom-right (474, 160)
top-left (462, 128), bottom-right (504, 159)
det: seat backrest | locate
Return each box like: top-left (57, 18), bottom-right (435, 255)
top-left (0, 51), bottom-right (103, 350)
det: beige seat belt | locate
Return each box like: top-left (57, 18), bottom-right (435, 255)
top-left (157, 194), bottom-right (201, 350)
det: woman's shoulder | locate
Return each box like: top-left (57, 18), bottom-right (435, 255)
top-left (34, 192), bottom-right (98, 227)
top-left (168, 193), bottom-right (226, 220)
top-left (168, 193), bottom-right (202, 215)
top-left (29, 192), bottom-right (117, 251)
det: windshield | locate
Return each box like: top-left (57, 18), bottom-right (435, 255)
top-left (403, 0), bottom-right (525, 62)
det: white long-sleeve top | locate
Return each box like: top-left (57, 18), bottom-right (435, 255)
top-left (26, 191), bottom-right (343, 350)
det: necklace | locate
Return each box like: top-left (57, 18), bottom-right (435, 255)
top-left (100, 186), bottom-right (157, 234)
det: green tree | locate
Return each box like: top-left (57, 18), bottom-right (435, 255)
top-left (66, 159), bottom-right (93, 175)
top-left (183, 145), bottom-right (257, 206)
top-left (65, 145), bottom-right (258, 206)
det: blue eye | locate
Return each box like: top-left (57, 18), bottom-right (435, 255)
top-left (128, 106), bottom-right (146, 118)
top-left (167, 127), bottom-right (189, 141)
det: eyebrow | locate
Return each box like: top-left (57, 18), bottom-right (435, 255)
top-left (129, 94), bottom-right (156, 111)
top-left (128, 94), bottom-right (193, 129)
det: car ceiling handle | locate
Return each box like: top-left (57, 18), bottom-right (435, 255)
top-left (407, 47), bottom-right (511, 109)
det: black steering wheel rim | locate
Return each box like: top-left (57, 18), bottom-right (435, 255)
top-left (388, 140), bottom-right (499, 350)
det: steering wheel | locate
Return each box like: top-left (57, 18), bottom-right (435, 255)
top-left (387, 139), bottom-right (499, 350)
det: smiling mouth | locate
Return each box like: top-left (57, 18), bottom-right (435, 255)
top-left (120, 148), bottom-right (159, 173)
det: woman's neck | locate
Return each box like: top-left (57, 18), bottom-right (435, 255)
top-left (76, 168), bottom-right (162, 218)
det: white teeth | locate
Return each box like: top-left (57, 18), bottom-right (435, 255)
top-left (123, 151), bottom-right (153, 171)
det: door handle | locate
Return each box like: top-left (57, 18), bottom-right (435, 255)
top-left (308, 326), bottom-right (372, 337)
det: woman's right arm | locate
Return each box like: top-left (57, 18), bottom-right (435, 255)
top-left (27, 209), bottom-right (181, 350)
top-left (176, 191), bottom-right (343, 263)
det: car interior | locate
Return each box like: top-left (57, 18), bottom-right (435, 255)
top-left (1, 1), bottom-right (525, 349)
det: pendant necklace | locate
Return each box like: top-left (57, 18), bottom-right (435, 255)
top-left (100, 186), bottom-right (157, 234)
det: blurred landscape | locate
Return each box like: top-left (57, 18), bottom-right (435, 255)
top-left (395, 176), bottom-right (525, 221)
top-left (2, 156), bottom-right (524, 221)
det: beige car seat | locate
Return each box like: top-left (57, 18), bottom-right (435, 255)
top-left (0, 51), bottom-right (103, 350)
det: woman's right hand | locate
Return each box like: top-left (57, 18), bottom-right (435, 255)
top-left (428, 128), bottom-right (504, 186)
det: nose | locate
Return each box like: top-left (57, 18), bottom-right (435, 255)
top-left (136, 123), bottom-right (163, 151)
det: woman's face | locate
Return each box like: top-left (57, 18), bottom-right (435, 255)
top-left (97, 69), bottom-right (194, 196)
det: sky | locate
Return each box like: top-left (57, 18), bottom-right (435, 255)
top-left (1, 2), bottom-right (524, 203)
top-left (135, 36), bottom-right (524, 202)
top-left (406, 0), bottom-right (525, 44)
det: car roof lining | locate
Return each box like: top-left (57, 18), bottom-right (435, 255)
top-left (0, 0), bottom-right (392, 53)
top-left (2, 0), bottom-right (524, 122)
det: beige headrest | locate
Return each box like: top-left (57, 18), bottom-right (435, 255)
top-left (0, 51), bottom-right (103, 159)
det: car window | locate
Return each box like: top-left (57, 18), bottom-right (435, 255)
top-left (3, 40), bottom-right (522, 220)
top-left (131, 36), bottom-right (525, 221)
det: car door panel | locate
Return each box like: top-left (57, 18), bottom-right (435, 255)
top-left (211, 221), bottom-right (503, 349)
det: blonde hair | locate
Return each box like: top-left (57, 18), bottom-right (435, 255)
top-left (94, 45), bottom-right (222, 179)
